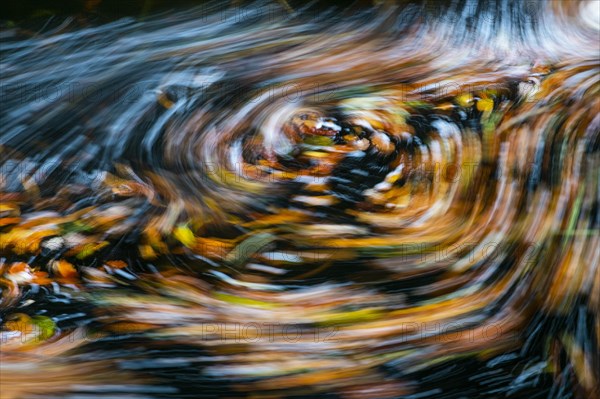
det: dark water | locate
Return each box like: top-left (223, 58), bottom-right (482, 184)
top-left (1, 1), bottom-right (599, 398)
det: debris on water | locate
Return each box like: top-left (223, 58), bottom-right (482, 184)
top-left (0, 1), bottom-right (598, 398)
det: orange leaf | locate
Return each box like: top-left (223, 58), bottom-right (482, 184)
top-left (105, 260), bottom-right (127, 269)
top-left (53, 260), bottom-right (78, 279)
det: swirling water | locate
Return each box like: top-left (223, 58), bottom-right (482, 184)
top-left (1, 1), bottom-right (599, 398)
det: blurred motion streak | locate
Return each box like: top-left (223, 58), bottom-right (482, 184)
top-left (0, 0), bottom-right (599, 398)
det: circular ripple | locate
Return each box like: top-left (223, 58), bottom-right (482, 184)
top-left (0, 1), bottom-right (598, 399)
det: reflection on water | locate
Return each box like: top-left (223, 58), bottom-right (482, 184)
top-left (1, 1), bottom-right (599, 398)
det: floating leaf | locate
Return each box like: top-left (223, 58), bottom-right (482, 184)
top-left (105, 260), bottom-right (128, 269)
top-left (304, 136), bottom-right (334, 146)
top-left (173, 224), bottom-right (195, 248)
top-left (317, 308), bottom-right (383, 326)
top-left (476, 97), bottom-right (494, 112)
top-left (52, 259), bottom-right (78, 279)
top-left (225, 232), bottom-right (276, 267)
top-left (31, 315), bottom-right (56, 341)
top-left (74, 241), bottom-right (109, 259)
top-left (214, 292), bottom-right (280, 309)
top-left (455, 93), bottom-right (474, 107)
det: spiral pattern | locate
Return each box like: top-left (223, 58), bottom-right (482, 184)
top-left (1, 1), bottom-right (599, 398)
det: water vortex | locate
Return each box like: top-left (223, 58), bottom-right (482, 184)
top-left (1, 1), bottom-right (599, 398)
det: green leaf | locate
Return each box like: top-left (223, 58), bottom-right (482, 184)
top-left (303, 136), bottom-right (334, 147)
top-left (225, 232), bottom-right (276, 267)
top-left (214, 292), bottom-right (280, 308)
top-left (31, 316), bottom-right (55, 341)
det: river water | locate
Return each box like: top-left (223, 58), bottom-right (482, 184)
top-left (1, 1), bottom-right (599, 398)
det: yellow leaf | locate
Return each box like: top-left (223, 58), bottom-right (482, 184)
top-left (477, 98), bottom-right (494, 112)
top-left (74, 241), bottom-right (109, 259)
top-left (456, 93), bottom-right (473, 107)
top-left (174, 224), bottom-right (195, 248)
